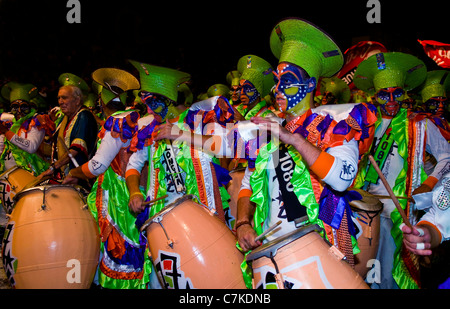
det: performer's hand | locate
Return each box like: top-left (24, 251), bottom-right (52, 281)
top-left (129, 192), bottom-right (145, 214)
top-left (37, 168), bottom-right (53, 180)
top-left (401, 223), bottom-right (433, 256)
top-left (62, 173), bottom-right (78, 185)
top-left (236, 223), bottom-right (261, 252)
top-left (251, 116), bottom-right (301, 146)
top-left (153, 122), bottom-right (182, 142)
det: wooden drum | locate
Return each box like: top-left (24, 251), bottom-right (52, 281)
top-left (141, 195), bottom-right (246, 289)
top-left (246, 224), bottom-right (369, 289)
top-left (0, 166), bottom-right (36, 214)
top-left (349, 188), bottom-right (383, 277)
top-left (1, 185), bottom-right (100, 289)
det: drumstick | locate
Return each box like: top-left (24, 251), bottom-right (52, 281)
top-left (368, 155), bottom-right (412, 228)
top-left (58, 137), bottom-right (79, 167)
top-left (255, 220), bottom-right (282, 242)
top-left (142, 194), bottom-right (168, 206)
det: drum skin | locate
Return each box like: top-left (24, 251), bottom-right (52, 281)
top-left (142, 195), bottom-right (246, 289)
top-left (0, 166), bottom-right (37, 214)
top-left (349, 188), bottom-right (383, 277)
top-left (246, 225), bottom-right (369, 289)
top-left (2, 185), bottom-right (100, 289)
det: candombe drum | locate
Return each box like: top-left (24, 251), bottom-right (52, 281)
top-left (1, 185), bottom-right (100, 289)
top-left (226, 168), bottom-right (246, 230)
top-left (141, 194), bottom-right (246, 289)
top-left (349, 188), bottom-right (383, 277)
top-left (0, 166), bottom-right (36, 214)
top-left (246, 224), bottom-right (369, 289)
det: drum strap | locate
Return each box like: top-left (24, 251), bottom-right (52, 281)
top-left (365, 121), bottom-right (395, 184)
top-left (162, 141), bottom-right (185, 194)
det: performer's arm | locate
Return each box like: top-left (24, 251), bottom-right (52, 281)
top-left (125, 148), bottom-right (148, 214)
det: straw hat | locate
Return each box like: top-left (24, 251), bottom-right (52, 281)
top-left (226, 70), bottom-right (241, 88)
top-left (419, 70), bottom-right (450, 102)
top-left (353, 52), bottom-right (427, 93)
top-left (319, 77), bottom-right (351, 103)
top-left (207, 84), bottom-right (230, 98)
top-left (1, 82), bottom-right (38, 103)
top-left (92, 68), bottom-right (140, 105)
top-left (129, 60), bottom-right (191, 102)
top-left (237, 55), bottom-right (274, 97)
top-left (269, 18), bottom-right (343, 80)
top-left (58, 73), bottom-right (90, 95)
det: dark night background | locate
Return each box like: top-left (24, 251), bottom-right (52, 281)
top-left (0, 0), bottom-right (448, 108)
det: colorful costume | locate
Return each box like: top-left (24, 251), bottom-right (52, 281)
top-left (353, 52), bottom-right (450, 289)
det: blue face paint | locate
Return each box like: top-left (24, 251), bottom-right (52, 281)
top-left (273, 63), bottom-right (316, 112)
top-left (140, 91), bottom-right (169, 119)
top-left (240, 81), bottom-right (260, 106)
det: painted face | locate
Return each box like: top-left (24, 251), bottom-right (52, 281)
top-left (376, 87), bottom-right (405, 117)
top-left (229, 85), bottom-right (241, 105)
top-left (10, 100), bottom-right (31, 119)
top-left (273, 63), bottom-right (316, 116)
top-left (424, 96), bottom-right (448, 116)
top-left (239, 80), bottom-right (260, 107)
top-left (140, 91), bottom-right (170, 120)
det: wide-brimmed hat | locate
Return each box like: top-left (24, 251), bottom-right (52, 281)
top-left (207, 84), bottom-right (230, 98)
top-left (92, 68), bottom-right (140, 105)
top-left (353, 52), bottom-right (427, 93)
top-left (58, 73), bottom-right (90, 95)
top-left (226, 70), bottom-right (241, 88)
top-left (269, 18), bottom-right (343, 80)
top-left (419, 70), bottom-right (450, 102)
top-left (129, 60), bottom-right (190, 102)
top-left (237, 55), bottom-right (274, 97)
top-left (1, 82), bottom-right (38, 103)
top-left (319, 77), bottom-right (351, 103)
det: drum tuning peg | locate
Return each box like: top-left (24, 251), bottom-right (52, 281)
top-left (167, 239), bottom-right (174, 249)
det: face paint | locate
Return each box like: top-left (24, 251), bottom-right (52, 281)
top-left (273, 63), bottom-right (316, 115)
top-left (425, 96), bottom-right (448, 116)
top-left (376, 87), bottom-right (405, 117)
top-left (140, 91), bottom-right (170, 120)
top-left (239, 80), bottom-right (260, 106)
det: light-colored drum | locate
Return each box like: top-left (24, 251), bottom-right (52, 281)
top-left (0, 166), bottom-right (36, 214)
top-left (349, 188), bottom-right (383, 277)
top-left (1, 185), bottom-right (100, 289)
top-left (246, 224), bottom-right (369, 289)
top-left (226, 168), bottom-right (246, 230)
top-left (141, 195), bottom-right (246, 289)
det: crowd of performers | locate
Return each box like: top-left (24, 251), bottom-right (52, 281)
top-left (0, 17), bottom-right (449, 290)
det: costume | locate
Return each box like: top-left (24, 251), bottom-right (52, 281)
top-left (0, 82), bottom-right (54, 175)
top-left (238, 18), bottom-right (378, 288)
top-left (79, 68), bottom-right (149, 289)
top-left (353, 52), bottom-right (450, 289)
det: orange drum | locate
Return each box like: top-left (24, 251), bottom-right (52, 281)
top-left (0, 166), bottom-right (36, 214)
top-left (226, 168), bottom-right (245, 230)
top-left (1, 185), bottom-right (100, 289)
top-left (246, 224), bottom-right (369, 289)
top-left (349, 188), bottom-right (383, 277)
top-left (141, 195), bottom-right (246, 289)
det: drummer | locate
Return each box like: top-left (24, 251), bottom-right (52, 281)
top-left (38, 73), bottom-right (98, 188)
top-left (235, 18), bottom-right (378, 278)
top-left (62, 68), bottom-right (146, 289)
top-left (353, 53), bottom-right (450, 289)
top-left (0, 82), bottom-right (54, 176)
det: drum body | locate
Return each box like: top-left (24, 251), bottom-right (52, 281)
top-left (226, 168), bottom-right (245, 230)
top-left (141, 195), bottom-right (246, 289)
top-left (246, 224), bottom-right (369, 289)
top-left (349, 189), bottom-right (383, 277)
top-left (1, 185), bottom-right (100, 289)
top-left (0, 166), bottom-right (36, 214)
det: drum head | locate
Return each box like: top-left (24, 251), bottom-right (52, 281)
top-left (140, 194), bottom-right (197, 232)
top-left (13, 184), bottom-right (87, 203)
top-left (348, 188), bottom-right (383, 213)
top-left (246, 224), bottom-right (322, 262)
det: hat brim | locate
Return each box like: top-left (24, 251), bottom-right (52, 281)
top-left (92, 68), bottom-right (140, 92)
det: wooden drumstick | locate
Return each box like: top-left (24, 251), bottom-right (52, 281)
top-left (254, 220), bottom-right (282, 242)
top-left (142, 194), bottom-right (168, 207)
top-left (58, 137), bottom-right (79, 167)
top-left (368, 155), bottom-right (412, 228)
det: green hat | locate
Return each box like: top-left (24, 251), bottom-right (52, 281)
top-left (419, 70), bottom-right (450, 102)
top-left (84, 93), bottom-right (98, 109)
top-left (178, 83), bottom-right (193, 106)
top-left (353, 52), bottom-right (427, 93)
top-left (1, 82), bottom-right (38, 103)
top-left (58, 73), bottom-right (90, 94)
top-left (237, 55), bottom-right (274, 97)
top-left (226, 70), bottom-right (241, 87)
top-left (269, 18), bottom-right (343, 79)
top-left (92, 68), bottom-right (140, 105)
top-left (207, 84), bottom-right (230, 98)
top-left (319, 77), bottom-right (351, 103)
top-left (129, 60), bottom-right (191, 102)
